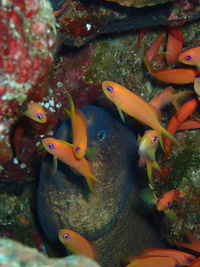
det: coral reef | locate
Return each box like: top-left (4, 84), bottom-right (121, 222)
top-left (0, 238), bottom-right (100, 267)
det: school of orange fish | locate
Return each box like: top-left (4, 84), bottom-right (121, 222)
top-left (22, 25), bottom-right (200, 266)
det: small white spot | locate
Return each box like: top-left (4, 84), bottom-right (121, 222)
top-left (13, 158), bottom-right (19, 165)
top-left (40, 135), bottom-right (44, 138)
top-left (56, 103), bottom-right (62, 108)
top-left (20, 163), bottom-right (26, 169)
top-left (44, 103), bottom-right (50, 109)
top-left (49, 99), bottom-right (54, 107)
top-left (48, 131), bottom-right (54, 136)
top-left (57, 81), bottom-right (63, 88)
top-left (36, 141), bottom-right (41, 147)
top-left (86, 23), bottom-right (92, 31)
top-left (49, 107), bottom-right (55, 112)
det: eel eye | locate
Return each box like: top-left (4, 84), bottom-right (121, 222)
top-left (97, 130), bottom-right (106, 142)
top-left (106, 85), bottom-right (113, 92)
top-left (184, 55), bottom-right (192, 61)
top-left (167, 201), bottom-right (172, 207)
top-left (151, 135), bottom-right (158, 143)
top-left (37, 113), bottom-right (43, 119)
top-left (63, 234), bottom-right (70, 239)
top-left (75, 146), bottom-right (80, 152)
top-left (48, 143), bottom-right (55, 150)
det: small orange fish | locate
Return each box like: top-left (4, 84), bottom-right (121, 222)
top-left (140, 188), bottom-right (181, 221)
top-left (156, 189), bottom-right (181, 212)
top-left (42, 137), bottom-right (99, 193)
top-left (58, 229), bottom-right (99, 261)
top-left (163, 98), bottom-right (199, 157)
top-left (24, 102), bottom-right (47, 123)
top-left (177, 119), bottom-right (200, 131)
top-left (125, 255), bottom-right (178, 267)
top-left (144, 32), bottom-right (166, 72)
top-left (186, 257), bottom-right (200, 266)
top-left (102, 81), bottom-right (178, 150)
top-left (174, 230), bottom-right (200, 254)
top-left (178, 47), bottom-right (200, 69)
top-left (65, 90), bottom-right (87, 159)
top-left (152, 68), bottom-right (198, 84)
top-left (149, 86), bottom-right (192, 111)
top-left (138, 130), bottom-right (160, 185)
top-left (140, 248), bottom-right (195, 266)
top-left (166, 26), bottom-right (183, 65)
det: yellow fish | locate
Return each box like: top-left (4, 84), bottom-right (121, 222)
top-left (42, 137), bottom-right (99, 193)
top-left (65, 90), bottom-right (87, 160)
top-left (102, 81), bottom-right (178, 150)
top-left (24, 102), bottom-right (47, 123)
top-left (58, 229), bottom-right (99, 261)
top-left (178, 47), bottom-right (200, 69)
top-left (138, 130), bottom-right (160, 186)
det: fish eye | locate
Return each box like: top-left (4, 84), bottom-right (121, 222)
top-left (167, 201), bottom-right (172, 207)
top-left (159, 195), bottom-right (164, 200)
top-left (184, 55), bottom-right (192, 61)
top-left (63, 234), bottom-right (70, 239)
top-left (196, 74), bottom-right (200, 78)
top-left (106, 85), bottom-right (113, 92)
top-left (151, 136), bottom-right (158, 143)
top-left (36, 113), bottom-right (43, 119)
top-left (187, 259), bottom-right (193, 263)
top-left (48, 143), bottom-right (55, 150)
top-left (97, 130), bottom-right (106, 142)
top-left (75, 146), bottom-right (80, 152)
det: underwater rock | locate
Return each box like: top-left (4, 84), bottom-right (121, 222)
top-left (0, 238), bottom-right (100, 267)
top-left (37, 105), bottom-right (164, 267)
top-left (0, 0), bottom-right (57, 161)
top-left (51, 0), bottom-right (200, 47)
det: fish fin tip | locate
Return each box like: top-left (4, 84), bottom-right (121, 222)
top-left (65, 90), bottom-right (75, 116)
top-left (116, 105), bottom-right (126, 123)
top-left (164, 209), bottom-right (178, 221)
top-left (140, 188), bottom-right (157, 205)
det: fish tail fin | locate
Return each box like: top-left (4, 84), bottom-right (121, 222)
top-left (147, 160), bottom-right (160, 186)
top-left (65, 90), bottom-right (75, 116)
top-left (140, 188), bottom-right (157, 206)
top-left (86, 176), bottom-right (100, 194)
top-left (159, 126), bottom-right (179, 151)
top-left (172, 90), bottom-right (193, 111)
top-left (164, 209), bottom-right (178, 221)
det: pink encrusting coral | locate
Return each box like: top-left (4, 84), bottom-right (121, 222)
top-left (0, 0), bottom-right (57, 162)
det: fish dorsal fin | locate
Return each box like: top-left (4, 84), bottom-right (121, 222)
top-left (65, 90), bottom-right (75, 116)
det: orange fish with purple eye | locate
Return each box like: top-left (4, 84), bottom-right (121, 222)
top-left (178, 46), bottom-right (200, 70)
top-left (125, 255), bottom-right (178, 267)
top-left (58, 229), bottom-right (99, 261)
top-left (140, 188), bottom-right (182, 221)
top-left (24, 102), bottom-right (47, 123)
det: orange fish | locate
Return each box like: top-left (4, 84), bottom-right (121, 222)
top-left (102, 81), bottom-right (178, 150)
top-left (166, 26), bottom-right (183, 65)
top-left (140, 188), bottom-right (181, 221)
top-left (42, 137), bottom-right (99, 193)
top-left (138, 130), bottom-right (160, 185)
top-left (24, 102), bottom-right (47, 123)
top-left (52, 0), bottom-right (72, 16)
top-left (125, 255), bottom-right (178, 267)
top-left (185, 258), bottom-right (200, 267)
top-left (58, 229), bottom-right (98, 261)
top-left (178, 47), bottom-right (200, 69)
top-left (177, 119), bottom-right (200, 131)
top-left (163, 98), bottom-right (199, 157)
top-left (140, 248), bottom-right (195, 266)
top-left (152, 68), bottom-right (198, 84)
top-left (65, 90), bottom-right (87, 160)
top-left (174, 230), bottom-right (200, 254)
top-left (149, 86), bottom-right (192, 111)
top-left (144, 32), bottom-right (166, 72)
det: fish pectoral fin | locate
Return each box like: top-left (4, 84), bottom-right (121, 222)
top-left (140, 188), bottom-right (157, 206)
top-left (116, 105), bottom-right (125, 123)
top-left (52, 156), bottom-right (58, 173)
top-left (147, 162), bottom-right (153, 186)
top-left (164, 209), bottom-right (178, 221)
top-left (137, 134), bottom-right (141, 146)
